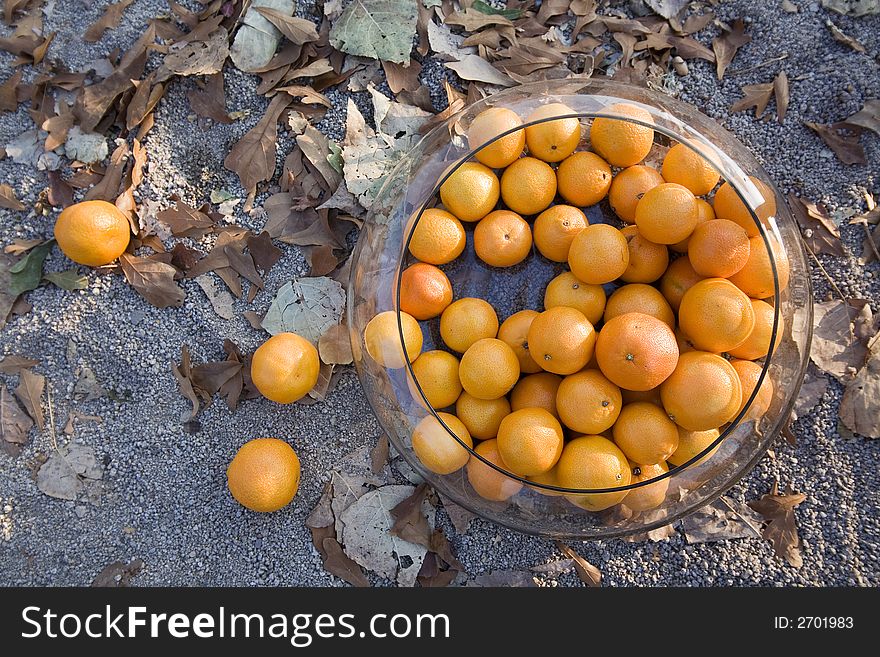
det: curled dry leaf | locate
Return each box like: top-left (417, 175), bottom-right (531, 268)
top-left (1, 384), bottom-right (33, 456)
top-left (187, 73), bottom-right (232, 124)
top-left (119, 253), bottom-right (185, 309)
top-left (788, 194), bottom-right (847, 257)
top-left (330, 0), bottom-right (419, 65)
top-left (839, 332), bottom-right (880, 438)
top-left (318, 322), bottom-right (353, 365)
top-left (15, 368), bottom-right (45, 431)
top-left (810, 300), bottom-right (870, 380)
top-left (774, 70), bottom-right (789, 123)
top-left (748, 482), bottom-right (807, 568)
top-left (0, 355), bottom-right (39, 374)
top-left (805, 121), bottom-right (866, 166)
top-left (157, 199), bottom-right (215, 238)
top-left (712, 18), bottom-right (750, 80)
top-left (370, 434), bottom-right (390, 476)
top-left (0, 70), bottom-right (22, 113)
top-left (555, 542), bottom-right (602, 587)
top-left (84, 0), bottom-right (136, 43)
top-left (92, 558), bottom-right (144, 587)
top-left (231, 0), bottom-right (294, 72)
top-left (730, 81), bottom-right (774, 118)
top-left (196, 275), bottom-right (235, 320)
top-left (446, 54), bottom-right (516, 87)
top-left (157, 28), bottom-right (230, 81)
top-left (0, 183), bottom-right (24, 210)
top-left (224, 94), bottom-right (291, 197)
top-left (680, 496), bottom-right (763, 544)
top-left (842, 99), bottom-right (880, 137)
top-left (254, 7), bottom-right (319, 44)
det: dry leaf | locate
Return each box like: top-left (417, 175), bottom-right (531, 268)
top-left (187, 73), bottom-right (231, 124)
top-left (157, 28), bottom-right (230, 81)
top-left (370, 435), bottom-right (389, 475)
top-left (36, 443), bottom-right (104, 501)
top-left (92, 558), bottom-right (144, 587)
top-left (805, 121), bottom-right (866, 165)
top-left (1, 384), bottom-right (33, 456)
top-left (0, 355), bottom-right (38, 373)
top-left (84, 141), bottom-right (129, 202)
top-left (255, 7), bottom-right (319, 44)
top-left (470, 570), bottom-right (537, 587)
top-left (246, 231), bottom-right (282, 273)
top-left (390, 483), bottom-right (432, 548)
top-left (322, 537), bottom-right (370, 587)
top-left (196, 275), bottom-right (235, 320)
top-left (446, 54), bottom-right (516, 87)
top-left (774, 70), bottom-right (789, 123)
top-left (15, 368), bottom-right (44, 431)
top-left (445, 8), bottom-right (514, 31)
top-left (821, 0), bottom-right (880, 16)
top-left (381, 59), bottom-right (423, 94)
top-left (810, 300), bottom-right (869, 380)
top-left (84, 0), bottom-right (136, 43)
top-left (827, 19), bottom-right (866, 52)
top-left (748, 482), bottom-right (806, 568)
top-left (157, 199), bottom-right (215, 238)
top-left (788, 194), bottom-right (847, 257)
top-left (230, 0), bottom-right (293, 72)
top-left (318, 322), bottom-right (353, 365)
top-left (644, 0), bottom-right (688, 19)
top-left (730, 81), bottom-right (774, 117)
top-left (47, 171), bottom-right (74, 209)
top-left (712, 18), bottom-right (750, 80)
top-left (330, 0), bottom-right (419, 65)
top-left (0, 70), bottom-right (22, 113)
top-left (839, 333), bottom-right (880, 438)
top-left (555, 542), bottom-right (601, 587)
top-left (842, 99), bottom-right (880, 136)
top-left (119, 253), bottom-right (185, 308)
top-left (0, 183), bottom-right (24, 210)
top-left (171, 346), bottom-right (200, 420)
top-left (261, 277), bottom-right (346, 343)
top-left (681, 496), bottom-right (763, 543)
top-left (224, 94), bottom-right (291, 197)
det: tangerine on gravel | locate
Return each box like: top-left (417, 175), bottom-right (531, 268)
top-left (500, 156), bottom-right (557, 216)
top-left (728, 235), bottom-right (790, 299)
top-left (364, 310), bottom-right (423, 369)
top-left (455, 392), bottom-right (511, 440)
top-left (527, 306), bottom-right (597, 375)
top-left (251, 332), bottom-right (319, 404)
top-left (543, 271), bottom-right (606, 325)
top-left (659, 256), bottom-right (705, 313)
top-left (509, 372), bottom-right (562, 418)
top-left (687, 219), bottom-right (751, 278)
top-left (399, 262), bottom-right (453, 320)
top-left (634, 182), bottom-right (699, 245)
top-left (524, 102), bottom-right (581, 162)
top-left (467, 438), bottom-right (523, 502)
top-left (667, 427), bottom-right (720, 467)
top-left (660, 351), bottom-right (742, 431)
top-left (467, 107), bottom-right (526, 169)
top-left (568, 223), bottom-right (630, 284)
top-left (410, 350), bottom-right (462, 409)
top-left (660, 143), bottom-right (720, 196)
top-left (498, 309), bottom-right (542, 374)
top-left (730, 359), bottom-right (774, 420)
top-left (608, 164), bottom-right (664, 223)
top-left (54, 200), bottom-right (131, 266)
top-left (459, 338), bottom-right (520, 400)
top-left (678, 278), bottom-right (755, 353)
top-left (604, 283), bottom-right (676, 329)
top-left (556, 151), bottom-right (612, 207)
top-left (227, 438), bottom-right (300, 512)
top-left (440, 297), bottom-right (499, 353)
top-left (619, 225), bottom-right (669, 284)
top-left (408, 208), bottom-right (466, 265)
top-left (728, 299), bottom-right (782, 360)
top-left (533, 204), bottom-right (588, 262)
top-left (670, 197), bottom-right (715, 253)
top-left (712, 177), bottom-right (777, 237)
top-left (439, 161), bottom-right (500, 222)
top-left (411, 412), bottom-right (473, 475)
top-left (555, 368), bottom-right (623, 434)
top-left (595, 312), bottom-right (679, 391)
top-left (555, 435), bottom-right (632, 511)
top-left (589, 103), bottom-right (654, 167)
top-left (624, 461), bottom-right (669, 512)
top-left (497, 408), bottom-right (564, 476)
top-left (612, 402), bottom-right (680, 465)
top-left (473, 209), bottom-right (533, 267)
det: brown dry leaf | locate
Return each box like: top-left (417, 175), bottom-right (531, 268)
top-left (171, 346), bottom-right (200, 420)
top-left (157, 199), bottom-right (215, 238)
top-left (810, 300), bottom-right (869, 381)
top-left (4, 239), bottom-right (42, 255)
top-left (381, 58), bottom-right (422, 94)
top-left (84, 141), bottom-right (129, 202)
top-left (41, 105), bottom-right (74, 152)
top-left (805, 121), bottom-right (866, 165)
top-left (318, 322), bottom-right (353, 365)
top-left (15, 368), bottom-right (45, 431)
top-left (322, 537), bottom-right (370, 587)
top-left (0, 70), bottom-right (22, 112)
top-left (390, 483), bottom-right (433, 548)
top-left (84, 0), bottom-right (136, 43)
top-left (119, 253), bottom-right (185, 308)
top-left (0, 355), bottom-right (38, 373)
top-left (839, 331), bottom-right (880, 438)
top-left (788, 194), bottom-right (847, 257)
top-left (224, 94), bottom-right (291, 198)
top-left (842, 99), bottom-right (880, 136)
top-left (417, 552), bottom-right (458, 588)
top-left (187, 72), bottom-right (231, 124)
top-left (1, 383), bottom-right (33, 456)
top-left (748, 482), bottom-right (807, 568)
top-left (246, 231), bottom-right (282, 273)
top-left (47, 171), bottom-right (74, 209)
top-left (681, 10), bottom-right (715, 34)
top-left (126, 75), bottom-right (165, 132)
top-left (92, 558), bottom-right (144, 587)
top-left (0, 183), bottom-right (24, 210)
top-left (712, 18), bottom-right (750, 80)
top-left (827, 19), bottom-right (866, 52)
top-left (446, 54), bottom-right (515, 87)
top-left (296, 125), bottom-right (343, 191)
top-left (445, 9), bottom-right (514, 31)
top-left (157, 27), bottom-right (230, 81)
top-left (774, 70), bottom-right (789, 123)
top-left (254, 7), bottom-right (319, 45)
top-left (555, 542), bottom-right (601, 587)
top-left (730, 81), bottom-right (774, 117)
top-left (370, 434), bottom-right (389, 475)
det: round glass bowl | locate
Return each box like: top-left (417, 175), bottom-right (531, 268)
top-left (348, 79), bottom-right (812, 540)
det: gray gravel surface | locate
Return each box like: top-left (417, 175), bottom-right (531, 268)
top-left (1, 0), bottom-right (879, 587)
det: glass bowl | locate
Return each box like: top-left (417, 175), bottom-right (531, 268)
top-left (347, 78), bottom-right (812, 540)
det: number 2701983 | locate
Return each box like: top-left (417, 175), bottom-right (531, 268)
top-left (774, 617), bottom-right (854, 629)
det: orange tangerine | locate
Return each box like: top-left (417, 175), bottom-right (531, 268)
top-left (556, 151), bottom-right (612, 207)
top-left (411, 412), bottom-right (473, 475)
top-left (543, 271), bottom-right (606, 325)
top-left (612, 401), bottom-right (679, 465)
top-left (524, 103), bottom-right (581, 162)
top-left (678, 278), bottom-right (755, 353)
top-left (500, 156), bottom-right (557, 216)
top-left (509, 372), bottom-right (562, 418)
top-left (408, 208), bottom-right (466, 265)
top-left (455, 392), bottom-right (510, 440)
top-left (608, 164), bottom-right (664, 223)
top-left (712, 177), bottom-right (777, 237)
top-left (533, 204), bottom-right (588, 262)
top-left (619, 224), bottom-right (669, 284)
top-left (728, 235), bottom-right (790, 299)
top-left (440, 298), bottom-right (499, 353)
top-left (399, 262), bottom-right (453, 320)
top-left (661, 142), bottom-right (720, 196)
top-left (604, 283), bottom-right (675, 329)
top-left (595, 312), bottom-right (679, 392)
top-left (556, 435), bottom-right (632, 511)
top-left (556, 368), bottom-right (622, 434)
top-left (634, 182), bottom-right (699, 245)
top-left (730, 358), bottom-right (774, 421)
top-left (624, 461), bottom-right (669, 512)
top-left (439, 161), bottom-right (500, 222)
top-left (364, 310), bottom-right (423, 369)
top-left (527, 306), bottom-right (597, 375)
top-left (458, 338), bottom-right (520, 400)
top-left (660, 351), bottom-right (742, 431)
top-left (497, 408), bottom-right (564, 476)
top-left (659, 255), bottom-right (705, 313)
top-left (687, 219), bottom-right (751, 278)
top-left (467, 438), bottom-right (523, 501)
top-left (473, 209), bottom-right (533, 267)
top-left (589, 103), bottom-right (654, 167)
top-left (728, 299), bottom-right (782, 360)
top-left (568, 223), bottom-right (630, 284)
top-left (670, 197), bottom-right (715, 253)
top-left (467, 107), bottom-right (525, 169)
top-left (497, 309), bottom-right (542, 374)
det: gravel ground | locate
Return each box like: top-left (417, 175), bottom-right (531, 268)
top-left (1, 1), bottom-right (879, 587)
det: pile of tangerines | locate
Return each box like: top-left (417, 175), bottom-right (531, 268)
top-left (364, 102), bottom-right (790, 514)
